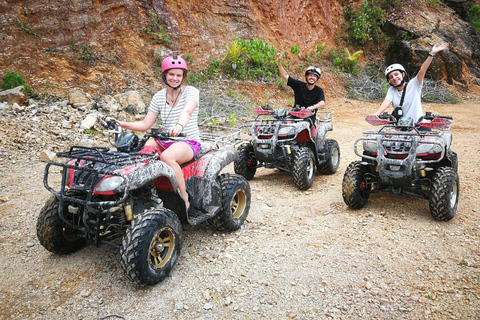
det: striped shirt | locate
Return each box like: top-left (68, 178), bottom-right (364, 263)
top-left (148, 85), bottom-right (200, 141)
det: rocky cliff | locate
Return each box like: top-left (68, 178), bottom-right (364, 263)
top-left (0, 0), bottom-right (479, 97)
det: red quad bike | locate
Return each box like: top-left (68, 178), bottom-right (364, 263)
top-left (342, 111), bottom-right (459, 221)
top-left (234, 105), bottom-right (340, 190)
top-left (37, 119), bottom-right (251, 285)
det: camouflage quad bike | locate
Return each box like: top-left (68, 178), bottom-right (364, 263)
top-left (37, 119), bottom-right (251, 285)
top-left (342, 111), bottom-right (459, 221)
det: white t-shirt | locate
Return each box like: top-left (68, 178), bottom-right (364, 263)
top-left (148, 85), bottom-right (200, 141)
top-left (385, 75), bottom-right (423, 122)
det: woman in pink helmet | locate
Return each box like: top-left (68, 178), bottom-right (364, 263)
top-left (115, 55), bottom-right (201, 209)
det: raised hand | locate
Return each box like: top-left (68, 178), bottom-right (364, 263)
top-left (431, 43), bottom-right (449, 55)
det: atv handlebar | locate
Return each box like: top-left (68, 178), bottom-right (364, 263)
top-left (100, 116), bottom-right (185, 152)
top-left (366, 112), bottom-right (453, 130)
top-left (253, 105), bottom-right (314, 119)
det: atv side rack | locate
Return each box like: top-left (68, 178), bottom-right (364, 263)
top-left (199, 125), bottom-right (243, 149)
top-left (315, 111), bottom-right (334, 123)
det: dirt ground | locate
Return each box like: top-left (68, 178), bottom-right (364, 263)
top-left (0, 98), bottom-right (479, 319)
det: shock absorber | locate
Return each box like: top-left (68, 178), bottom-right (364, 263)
top-left (124, 203), bottom-right (133, 221)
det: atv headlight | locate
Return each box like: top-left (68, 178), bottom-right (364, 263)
top-left (95, 175), bottom-right (125, 192)
top-left (278, 126), bottom-right (294, 136)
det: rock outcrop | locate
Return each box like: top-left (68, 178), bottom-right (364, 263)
top-left (0, 86), bottom-right (29, 106)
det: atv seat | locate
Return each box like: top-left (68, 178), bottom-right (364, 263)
top-left (179, 141), bottom-right (213, 168)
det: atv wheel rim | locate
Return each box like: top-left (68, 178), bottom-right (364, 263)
top-left (231, 189), bottom-right (247, 219)
top-left (332, 147), bottom-right (340, 167)
top-left (450, 179), bottom-right (458, 209)
top-left (149, 227), bottom-right (175, 269)
top-left (307, 158), bottom-right (314, 180)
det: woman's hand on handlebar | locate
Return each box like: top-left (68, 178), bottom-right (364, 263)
top-left (104, 117), bottom-right (121, 130)
top-left (169, 123), bottom-right (184, 137)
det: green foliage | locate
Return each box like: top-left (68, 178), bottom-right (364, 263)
top-left (345, 0), bottom-right (385, 46)
top-left (208, 118), bottom-right (220, 125)
top-left (186, 59), bottom-right (222, 85)
top-left (221, 38), bottom-right (278, 81)
top-left (377, 0), bottom-right (402, 8)
top-left (331, 48), bottom-right (363, 75)
top-left (142, 9), bottom-right (175, 45)
top-left (1, 72), bottom-right (31, 94)
top-left (228, 113), bottom-right (237, 126)
top-left (84, 129), bottom-right (103, 135)
top-left (81, 44), bottom-right (93, 61)
top-left (183, 53), bottom-right (194, 66)
top-left (71, 38), bottom-right (78, 52)
top-left (153, 48), bottom-right (163, 70)
top-left (207, 59), bottom-right (222, 77)
top-left (151, 28), bottom-right (174, 45)
top-left (142, 10), bottom-right (164, 34)
top-left (316, 45), bottom-right (325, 55)
top-left (427, 0), bottom-right (442, 7)
top-left (223, 40), bottom-right (246, 65)
top-left (17, 20), bottom-right (40, 37)
top-left (469, 6), bottom-right (480, 34)
top-left (290, 45), bottom-right (300, 55)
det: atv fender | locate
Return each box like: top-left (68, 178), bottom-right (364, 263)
top-left (183, 148), bottom-right (238, 218)
top-left (114, 161), bottom-right (177, 193)
top-left (315, 122), bottom-right (333, 151)
top-left (195, 148), bottom-right (238, 179)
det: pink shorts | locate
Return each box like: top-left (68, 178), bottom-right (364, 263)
top-left (155, 139), bottom-right (201, 158)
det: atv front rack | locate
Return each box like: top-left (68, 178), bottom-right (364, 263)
top-left (45, 146), bottom-right (159, 207)
top-left (56, 145), bottom-right (159, 165)
top-left (355, 130), bottom-right (447, 165)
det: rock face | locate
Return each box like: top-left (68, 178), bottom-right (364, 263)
top-left (0, 0), bottom-right (479, 94)
top-left (383, 1), bottom-right (480, 85)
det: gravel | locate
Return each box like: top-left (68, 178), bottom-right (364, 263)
top-left (0, 98), bottom-right (479, 320)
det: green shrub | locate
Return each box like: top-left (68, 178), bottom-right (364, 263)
top-left (227, 38), bottom-right (278, 81)
top-left (330, 48), bottom-right (363, 75)
top-left (469, 6), bottom-right (480, 34)
top-left (290, 45), bottom-right (300, 55)
top-left (345, 0), bottom-right (385, 46)
top-left (1, 72), bottom-right (31, 94)
top-left (81, 44), bottom-right (93, 61)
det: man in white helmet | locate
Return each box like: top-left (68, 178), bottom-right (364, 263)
top-left (374, 43), bottom-right (449, 123)
top-left (276, 51), bottom-right (325, 124)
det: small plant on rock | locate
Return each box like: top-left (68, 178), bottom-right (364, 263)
top-left (1, 72), bottom-right (31, 95)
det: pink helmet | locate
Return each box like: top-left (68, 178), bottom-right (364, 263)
top-left (161, 56), bottom-right (188, 73)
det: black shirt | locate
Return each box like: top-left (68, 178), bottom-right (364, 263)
top-left (287, 76), bottom-right (325, 122)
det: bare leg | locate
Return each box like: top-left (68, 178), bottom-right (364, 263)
top-left (159, 142), bottom-right (194, 209)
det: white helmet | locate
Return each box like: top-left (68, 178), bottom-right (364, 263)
top-left (305, 66), bottom-right (321, 79)
top-left (384, 63), bottom-right (406, 79)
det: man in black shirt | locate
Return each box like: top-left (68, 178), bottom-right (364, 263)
top-left (276, 51), bottom-right (325, 124)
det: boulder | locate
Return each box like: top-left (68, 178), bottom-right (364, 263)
top-left (80, 113), bottom-right (98, 130)
top-left (99, 95), bottom-right (121, 113)
top-left (0, 101), bottom-right (8, 114)
top-left (115, 91), bottom-right (146, 114)
top-left (0, 86), bottom-right (29, 106)
top-left (40, 150), bottom-right (56, 162)
top-left (69, 88), bottom-right (92, 107)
